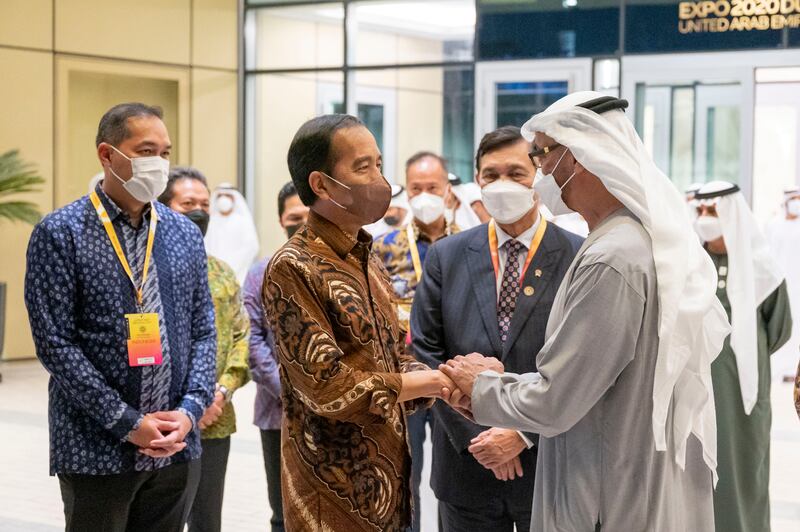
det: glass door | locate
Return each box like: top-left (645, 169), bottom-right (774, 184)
top-left (475, 58), bottom-right (592, 147)
top-left (634, 81), bottom-right (742, 193)
top-left (752, 67), bottom-right (800, 221)
top-left (317, 82), bottom-right (398, 182)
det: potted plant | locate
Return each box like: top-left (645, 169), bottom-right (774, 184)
top-left (0, 149), bottom-right (44, 379)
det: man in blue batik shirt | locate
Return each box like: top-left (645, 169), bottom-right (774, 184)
top-left (24, 102), bottom-right (216, 532)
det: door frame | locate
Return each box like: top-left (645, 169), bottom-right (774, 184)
top-left (316, 81), bottom-right (398, 183)
top-left (622, 50), bottom-right (800, 203)
top-left (474, 58), bottom-right (593, 148)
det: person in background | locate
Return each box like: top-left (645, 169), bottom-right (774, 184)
top-left (265, 114), bottom-right (456, 531)
top-left (24, 102), bottom-right (216, 532)
top-left (385, 184), bottom-right (412, 228)
top-left (411, 126), bottom-right (583, 531)
top-left (548, 211), bottom-right (589, 237)
top-left (373, 150), bottom-right (459, 532)
top-left (684, 182), bottom-right (704, 224)
top-left (158, 167), bottom-right (251, 532)
top-left (243, 180), bottom-right (310, 532)
top-left (685, 182), bottom-right (703, 202)
top-left (365, 183), bottom-right (412, 239)
top-left (446, 174), bottom-right (485, 229)
top-left (693, 180), bottom-right (792, 532)
top-left (205, 184), bottom-right (260, 284)
top-left (764, 186), bottom-right (800, 381)
top-left (795, 360), bottom-right (800, 419)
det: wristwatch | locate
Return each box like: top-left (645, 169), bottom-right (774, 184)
top-left (217, 384), bottom-right (232, 402)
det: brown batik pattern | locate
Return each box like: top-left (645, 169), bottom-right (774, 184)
top-left (264, 211), bottom-right (430, 532)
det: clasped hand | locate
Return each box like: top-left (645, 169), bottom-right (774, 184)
top-left (127, 410), bottom-right (193, 458)
top-left (438, 354), bottom-right (524, 481)
top-left (438, 352), bottom-right (504, 415)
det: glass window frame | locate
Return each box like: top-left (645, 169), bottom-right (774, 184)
top-left (242, 0), bottom-right (480, 200)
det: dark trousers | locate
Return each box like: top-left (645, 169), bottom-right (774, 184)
top-left (58, 459), bottom-right (200, 532)
top-left (187, 437), bottom-right (231, 532)
top-left (407, 409), bottom-right (431, 532)
top-left (260, 429), bottom-right (284, 532)
top-left (439, 497), bottom-right (531, 532)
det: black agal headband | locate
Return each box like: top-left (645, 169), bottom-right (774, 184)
top-left (577, 96), bottom-right (629, 114)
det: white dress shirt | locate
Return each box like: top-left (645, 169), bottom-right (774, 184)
top-left (492, 214), bottom-right (542, 449)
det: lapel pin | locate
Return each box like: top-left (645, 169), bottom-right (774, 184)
top-left (524, 286), bottom-right (535, 296)
top-left (534, 269), bottom-right (542, 278)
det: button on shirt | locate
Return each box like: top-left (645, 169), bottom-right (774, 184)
top-left (24, 184), bottom-right (217, 475)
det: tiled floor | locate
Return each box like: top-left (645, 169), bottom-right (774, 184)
top-left (0, 359), bottom-right (797, 531)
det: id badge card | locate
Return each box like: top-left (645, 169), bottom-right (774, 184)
top-left (125, 313), bottom-right (163, 367)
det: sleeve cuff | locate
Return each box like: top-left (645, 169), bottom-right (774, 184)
top-left (178, 398), bottom-right (203, 430)
top-left (178, 407), bottom-right (197, 432)
top-left (518, 431), bottom-right (535, 448)
top-left (111, 408), bottom-right (144, 443)
top-left (217, 373), bottom-right (239, 393)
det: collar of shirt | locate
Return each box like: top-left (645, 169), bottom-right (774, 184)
top-left (307, 210), bottom-right (373, 260)
top-left (494, 213), bottom-right (542, 251)
top-left (94, 182), bottom-right (152, 227)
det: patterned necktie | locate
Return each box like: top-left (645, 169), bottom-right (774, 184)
top-left (498, 239), bottom-right (524, 344)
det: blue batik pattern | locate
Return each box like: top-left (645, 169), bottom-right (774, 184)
top-left (118, 221), bottom-right (174, 472)
top-left (24, 184), bottom-right (217, 476)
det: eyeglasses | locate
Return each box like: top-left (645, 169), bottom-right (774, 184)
top-left (529, 143), bottom-right (564, 169)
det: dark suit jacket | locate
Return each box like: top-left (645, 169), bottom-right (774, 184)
top-left (410, 221), bottom-right (583, 507)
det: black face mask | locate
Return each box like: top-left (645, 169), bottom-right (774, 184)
top-left (185, 209), bottom-right (210, 236)
top-left (285, 223), bottom-right (302, 239)
top-left (383, 215), bottom-right (400, 227)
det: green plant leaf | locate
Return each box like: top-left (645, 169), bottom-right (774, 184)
top-left (0, 149), bottom-right (44, 225)
top-left (0, 201), bottom-right (42, 225)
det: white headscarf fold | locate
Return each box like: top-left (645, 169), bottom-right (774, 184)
top-left (205, 185), bottom-right (260, 284)
top-left (522, 91), bottom-right (731, 480)
top-left (450, 182), bottom-right (482, 229)
top-left (700, 184), bottom-right (783, 413)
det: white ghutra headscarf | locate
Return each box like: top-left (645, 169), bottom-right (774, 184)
top-left (205, 184), bottom-right (260, 284)
top-left (695, 181), bottom-right (784, 414)
top-left (522, 91), bottom-right (731, 480)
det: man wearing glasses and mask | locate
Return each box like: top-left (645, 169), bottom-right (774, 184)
top-left (441, 93), bottom-right (731, 532)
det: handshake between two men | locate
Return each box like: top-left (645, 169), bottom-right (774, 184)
top-left (412, 353), bottom-right (529, 482)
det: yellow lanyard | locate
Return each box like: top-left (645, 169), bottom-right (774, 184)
top-left (488, 217), bottom-right (547, 281)
top-left (406, 223), bottom-right (423, 282)
top-left (89, 190), bottom-right (158, 307)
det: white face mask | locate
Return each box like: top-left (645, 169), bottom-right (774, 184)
top-left (215, 195), bottom-right (235, 215)
top-left (108, 145), bottom-right (169, 203)
top-left (409, 192), bottom-right (445, 225)
top-left (533, 149), bottom-right (575, 216)
top-left (787, 199), bottom-right (800, 217)
top-left (480, 180), bottom-right (536, 224)
top-left (694, 215), bottom-right (723, 242)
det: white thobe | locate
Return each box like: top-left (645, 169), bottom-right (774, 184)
top-left (471, 209), bottom-right (715, 532)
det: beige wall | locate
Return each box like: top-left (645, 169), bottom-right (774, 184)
top-left (0, 0), bottom-right (239, 360)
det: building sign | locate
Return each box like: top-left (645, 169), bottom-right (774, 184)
top-left (679, 0), bottom-right (800, 33)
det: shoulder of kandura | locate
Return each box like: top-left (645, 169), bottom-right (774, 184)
top-left (577, 216), bottom-right (655, 280)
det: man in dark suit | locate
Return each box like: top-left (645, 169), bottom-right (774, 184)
top-left (411, 126), bottom-right (583, 531)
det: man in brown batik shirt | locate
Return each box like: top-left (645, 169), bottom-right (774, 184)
top-left (264, 114), bottom-right (457, 532)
